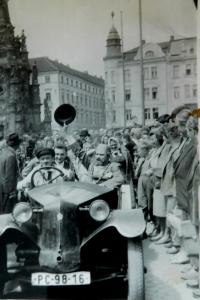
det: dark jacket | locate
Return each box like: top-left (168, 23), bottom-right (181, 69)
top-left (174, 138), bottom-right (198, 212)
top-left (0, 146), bottom-right (18, 213)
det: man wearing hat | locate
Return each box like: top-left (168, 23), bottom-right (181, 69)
top-left (79, 129), bottom-right (90, 140)
top-left (88, 143), bottom-right (126, 190)
top-left (17, 147), bottom-right (65, 190)
top-left (0, 133), bottom-right (21, 214)
top-left (79, 129), bottom-right (94, 152)
top-left (73, 130), bottom-right (94, 170)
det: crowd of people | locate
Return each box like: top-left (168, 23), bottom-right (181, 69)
top-left (0, 104), bottom-right (199, 297)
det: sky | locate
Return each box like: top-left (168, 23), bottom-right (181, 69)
top-left (8, 0), bottom-right (197, 77)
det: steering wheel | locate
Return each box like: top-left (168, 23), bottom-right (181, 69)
top-left (30, 166), bottom-right (64, 188)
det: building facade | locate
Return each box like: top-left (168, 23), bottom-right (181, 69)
top-left (30, 57), bottom-right (105, 133)
top-left (0, 0), bottom-right (41, 136)
top-left (104, 25), bottom-right (197, 128)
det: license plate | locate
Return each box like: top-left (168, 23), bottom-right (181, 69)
top-left (31, 272), bottom-right (91, 286)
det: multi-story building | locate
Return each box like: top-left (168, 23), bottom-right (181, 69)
top-left (30, 57), bottom-right (105, 133)
top-left (104, 25), bottom-right (197, 128)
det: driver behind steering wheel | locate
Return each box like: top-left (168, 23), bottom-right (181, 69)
top-left (17, 147), bottom-right (66, 191)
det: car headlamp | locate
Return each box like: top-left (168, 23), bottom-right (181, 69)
top-left (13, 202), bottom-right (33, 224)
top-left (89, 200), bottom-right (110, 222)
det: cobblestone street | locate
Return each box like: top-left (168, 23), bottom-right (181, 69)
top-left (144, 239), bottom-right (195, 300)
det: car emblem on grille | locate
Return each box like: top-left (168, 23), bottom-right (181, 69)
top-left (57, 213), bottom-right (63, 221)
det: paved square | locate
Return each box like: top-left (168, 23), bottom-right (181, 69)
top-left (144, 239), bottom-right (195, 300)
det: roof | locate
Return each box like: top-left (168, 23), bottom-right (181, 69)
top-left (124, 41), bottom-right (170, 55)
top-left (29, 57), bottom-right (104, 87)
top-left (125, 46), bottom-right (139, 55)
top-left (123, 37), bottom-right (196, 57)
top-left (107, 25), bottom-right (120, 40)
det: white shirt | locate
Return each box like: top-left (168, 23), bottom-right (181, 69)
top-left (55, 162), bottom-right (74, 179)
top-left (17, 164), bottom-right (64, 190)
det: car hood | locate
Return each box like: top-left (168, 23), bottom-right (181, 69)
top-left (27, 182), bottom-right (113, 272)
top-left (28, 181), bottom-right (112, 207)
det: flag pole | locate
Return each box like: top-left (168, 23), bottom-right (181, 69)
top-left (139, 0), bottom-right (145, 126)
top-left (120, 11), bottom-right (126, 128)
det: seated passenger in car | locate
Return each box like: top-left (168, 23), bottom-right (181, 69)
top-left (54, 144), bottom-right (75, 181)
top-left (88, 143), bottom-right (126, 189)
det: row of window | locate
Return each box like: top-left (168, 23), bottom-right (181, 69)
top-left (108, 83), bottom-right (196, 103)
top-left (126, 109), bottom-right (135, 121)
top-left (145, 107), bottom-right (159, 120)
top-left (173, 63), bottom-right (196, 78)
top-left (145, 47), bottom-right (195, 59)
top-left (126, 109), bottom-right (154, 121)
top-left (105, 69), bottom-right (131, 85)
top-left (144, 66), bottom-right (158, 80)
top-left (45, 90), bottom-right (104, 110)
top-left (174, 84), bottom-right (197, 99)
top-left (144, 63), bottom-right (196, 80)
top-left (109, 110), bottom-right (135, 122)
top-left (44, 75), bottom-right (103, 95)
top-left (61, 91), bottom-right (104, 110)
top-left (109, 89), bottom-right (131, 103)
top-left (109, 107), bottom-right (159, 123)
top-left (75, 110), bottom-right (104, 126)
top-left (144, 87), bottom-right (158, 100)
top-left (106, 87), bottom-right (158, 104)
top-left (108, 83), bottom-right (196, 104)
top-left (105, 62), bottom-right (197, 86)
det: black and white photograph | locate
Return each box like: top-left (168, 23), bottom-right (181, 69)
top-left (0, 0), bottom-right (198, 299)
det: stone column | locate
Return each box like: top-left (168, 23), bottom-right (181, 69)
top-left (9, 79), bottom-right (24, 134)
top-left (6, 102), bottom-right (16, 134)
top-left (29, 84), bottom-right (41, 132)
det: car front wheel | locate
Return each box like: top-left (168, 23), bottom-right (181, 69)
top-left (127, 238), bottom-right (144, 300)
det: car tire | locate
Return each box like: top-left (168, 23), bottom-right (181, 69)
top-left (127, 237), bottom-right (144, 300)
top-left (0, 270), bottom-right (6, 298)
top-left (0, 243), bottom-right (8, 298)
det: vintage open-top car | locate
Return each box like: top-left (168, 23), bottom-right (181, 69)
top-left (0, 104), bottom-right (146, 299)
top-left (0, 178), bottom-right (145, 299)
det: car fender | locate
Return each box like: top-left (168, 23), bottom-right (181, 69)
top-left (81, 208), bottom-right (146, 247)
top-left (0, 213), bottom-right (38, 243)
top-left (0, 213), bottom-right (17, 235)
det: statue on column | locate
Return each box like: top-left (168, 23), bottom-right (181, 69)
top-left (32, 61), bottom-right (38, 84)
top-left (44, 96), bottom-right (52, 122)
top-left (10, 64), bottom-right (19, 80)
top-left (21, 29), bottom-right (27, 51)
top-left (14, 35), bottom-right (21, 49)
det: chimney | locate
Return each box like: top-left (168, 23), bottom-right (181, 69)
top-left (170, 35), bottom-right (174, 41)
